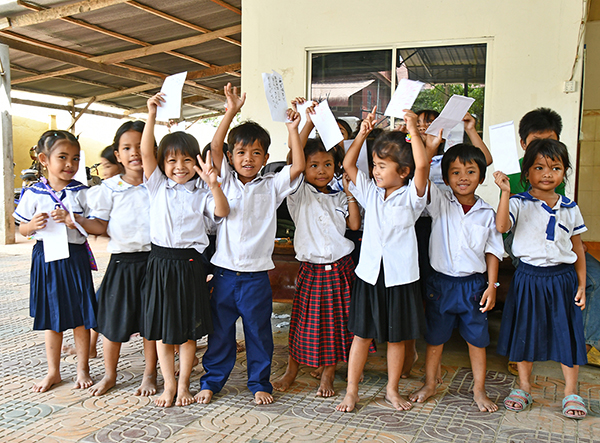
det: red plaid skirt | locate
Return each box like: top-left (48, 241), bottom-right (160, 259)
top-left (289, 255), bottom-right (355, 367)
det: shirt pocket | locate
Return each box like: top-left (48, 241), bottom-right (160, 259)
top-left (462, 223), bottom-right (490, 252)
top-left (389, 206), bottom-right (413, 229)
top-left (248, 192), bottom-right (273, 220)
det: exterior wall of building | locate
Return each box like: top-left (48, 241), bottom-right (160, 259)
top-left (241, 0), bottom-right (585, 204)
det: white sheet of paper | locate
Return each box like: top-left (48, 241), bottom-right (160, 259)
top-left (73, 149), bottom-right (87, 185)
top-left (37, 215), bottom-right (69, 263)
top-left (445, 121), bottom-right (465, 150)
top-left (156, 71), bottom-right (187, 121)
top-left (297, 100), bottom-right (312, 132)
top-left (489, 121), bottom-right (522, 175)
top-left (384, 79), bottom-right (424, 118)
top-left (262, 70), bottom-right (288, 122)
top-left (66, 198), bottom-right (88, 238)
top-left (344, 139), bottom-right (369, 175)
top-left (425, 95), bottom-right (475, 139)
top-left (311, 100), bottom-right (343, 150)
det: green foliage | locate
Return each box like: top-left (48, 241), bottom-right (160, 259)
top-left (413, 84), bottom-right (485, 131)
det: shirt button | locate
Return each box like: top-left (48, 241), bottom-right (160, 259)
top-left (236, 272), bottom-right (241, 276)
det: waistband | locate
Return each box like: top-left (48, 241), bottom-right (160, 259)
top-left (150, 243), bottom-right (201, 260)
top-left (109, 251), bottom-right (150, 263)
top-left (432, 271), bottom-right (485, 283)
top-left (517, 260), bottom-right (574, 276)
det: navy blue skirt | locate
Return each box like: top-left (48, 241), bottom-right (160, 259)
top-left (95, 251), bottom-right (149, 343)
top-left (30, 241), bottom-right (97, 332)
top-left (497, 261), bottom-right (587, 367)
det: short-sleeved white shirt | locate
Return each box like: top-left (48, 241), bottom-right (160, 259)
top-left (428, 183), bottom-right (504, 277)
top-left (13, 180), bottom-right (88, 244)
top-left (87, 175), bottom-right (151, 253)
top-left (145, 167), bottom-right (215, 253)
top-left (509, 192), bottom-right (587, 267)
top-left (211, 159), bottom-right (301, 272)
top-left (349, 169), bottom-right (427, 287)
top-left (287, 179), bottom-right (354, 264)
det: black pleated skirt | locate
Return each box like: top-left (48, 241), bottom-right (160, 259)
top-left (142, 244), bottom-right (213, 345)
top-left (95, 251), bottom-right (149, 342)
top-left (348, 263), bottom-right (425, 343)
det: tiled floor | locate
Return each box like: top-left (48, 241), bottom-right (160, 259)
top-left (0, 235), bottom-right (599, 442)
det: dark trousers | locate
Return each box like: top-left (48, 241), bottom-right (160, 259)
top-left (200, 267), bottom-right (274, 394)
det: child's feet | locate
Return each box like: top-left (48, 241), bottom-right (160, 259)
top-left (32, 373), bottom-right (62, 393)
top-left (154, 387), bottom-right (176, 407)
top-left (75, 370), bottom-right (94, 389)
top-left (336, 391), bottom-right (359, 412)
top-left (473, 388), bottom-right (498, 412)
top-left (61, 344), bottom-right (77, 356)
top-left (310, 366), bottom-right (324, 379)
top-left (273, 372), bottom-right (296, 392)
top-left (88, 375), bottom-right (116, 396)
top-left (134, 372), bottom-right (157, 396)
top-left (401, 349), bottom-right (418, 379)
top-left (385, 387), bottom-right (412, 411)
top-left (194, 389), bottom-right (213, 404)
top-left (174, 355), bottom-right (199, 376)
top-left (409, 383), bottom-right (437, 403)
top-left (175, 384), bottom-right (194, 406)
top-left (236, 341), bottom-right (245, 353)
top-left (316, 366), bottom-right (336, 397)
top-left (255, 391), bottom-right (273, 405)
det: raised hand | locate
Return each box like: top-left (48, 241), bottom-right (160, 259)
top-left (194, 151), bottom-right (219, 188)
top-left (147, 93), bottom-right (165, 117)
top-left (224, 82), bottom-right (246, 114)
top-left (493, 171), bottom-right (511, 194)
top-left (359, 106), bottom-right (377, 137)
top-left (286, 109), bottom-right (301, 130)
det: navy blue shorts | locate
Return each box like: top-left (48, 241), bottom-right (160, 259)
top-left (424, 271), bottom-right (489, 348)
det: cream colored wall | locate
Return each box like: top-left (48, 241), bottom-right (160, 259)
top-left (241, 0), bottom-right (585, 204)
top-left (584, 22), bottom-right (600, 110)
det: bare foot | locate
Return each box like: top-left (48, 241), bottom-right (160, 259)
top-left (89, 345), bottom-right (98, 359)
top-left (236, 341), bottom-right (245, 353)
top-left (474, 388), bottom-right (498, 412)
top-left (273, 373), bottom-right (295, 392)
top-left (385, 387), bottom-right (412, 411)
top-left (310, 366), bottom-right (324, 379)
top-left (74, 370), bottom-right (94, 389)
top-left (401, 349), bottom-right (418, 379)
top-left (175, 384), bottom-right (194, 406)
top-left (32, 373), bottom-right (62, 393)
top-left (154, 387), bottom-right (176, 407)
top-left (135, 372), bottom-right (157, 396)
top-left (88, 375), bottom-right (116, 396)
top-left (194, 389), bottom-right (213, 404)
top-left (336, 391), bottom-right (359, 412)
top-left (316, 366), bottom-right (335, 397)
top-left (409, 384), bottom-right (437, 403)
top-left (61, 344), bottom-right (76, 356)
top-left (255, 391), bottom-right (273, 405)
top-left (174, 355), bottom-right (199, 376)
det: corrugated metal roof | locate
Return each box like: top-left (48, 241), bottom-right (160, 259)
top-left (1, 0), bottom-right (242, 122)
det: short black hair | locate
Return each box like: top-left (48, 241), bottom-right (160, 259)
top-left (304, 138), bottom-right (343, 175)
top-left (101, 145), bottom-right (119, 165)
top-left (36, 130), bottom-right (80, 155)
top-left (520, 138), bottom-right (570, 187)
top-left (518, 107), bottom-right (562, 143)
top-left (157, 131), bottom-right (200, 178)
top-left (372, 131), bottom-right (415, 180)
top-left (441, 143), bottom-right (487, 183)
top-left (113, 120), bottom-right (145, 151)
top-left (336, 119), bottom-right (352, 139)
top-left (227, 121), bottom-right (271, 154)
top-left (202, 142), bottom-right (229, 162)
top-left (416, 109), bottom-right (440, 122)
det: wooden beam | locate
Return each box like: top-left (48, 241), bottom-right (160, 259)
top-left (125, 0), bottom-right (241, 47)
top-left (2, 0), bottom-right (129, 29)
top-left (207, 0), bottom-right (241, 15)
top-left (11, 66), bottom-right (86, 84)
top-left (0, 34), bottom-right (225, 101)
top-left (89, 24), bottom-right (241, 64)
top-left (73, 83), bottom-right (155, 104)
top-left (68, 97), bottom-right (96, 130)
top-left (187, 63), bottom-right (241, 80)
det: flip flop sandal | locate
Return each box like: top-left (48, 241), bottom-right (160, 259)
top-left (507, 361), bottom-right (519, 376)
top-left (503, 389), bottom-right (532, 412)
top-left (587, 346), bottom-right (600, 368)
top-left (562, 394), bottom-right (587, 420)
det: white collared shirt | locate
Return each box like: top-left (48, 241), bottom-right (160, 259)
top-left (349, 169), bottom-right (427, 287)
top-left (87, 175), bottom-right (151, 254)
top-left (287, 180), bottom-right (354, 264)
top-left (211, 159), bottom-right (301, 272)
top-left (145, 167), bottom-right (215, 253)
top-left (428, 183), bottom-right (503, 277)
top-left (509, 192), bottom-right (587, 267)
top-left (13, 180), bottom-right (88, 244)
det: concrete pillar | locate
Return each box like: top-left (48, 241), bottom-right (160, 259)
top-left (0, 43), bottom-right (15, 244)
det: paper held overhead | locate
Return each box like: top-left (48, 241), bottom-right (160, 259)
top-left (425, 95), bottom-right (475, 139)
top-left (310, 100), bottom-right (344, 150)
top-left (262, 70), bottom-right (288, 123)
top-left (489, 121), bottom-right (522, 175)
top-left (156, 72), bottom-right (187, 122)
top-left (384, 79), bottom-right (424, 118)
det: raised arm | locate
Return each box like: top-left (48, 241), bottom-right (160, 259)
top-left (343, 106), bottom-right (376, 184)
top-left (464, 113), bottom-right (492, 166)
top-left (493, 171), bottom-right (512, 233)
top-left (404, 110), bottom-right (429, 197)
top-left (141, 93), bottom-right (162, 179)
top-left (212, 83), bottom-right (246, 175)
top-left (286, 109), bottom-right (305, 181)
top-left (194, 151), bottom-right (230, 219)
top-left (343, 173), bottom-right (361, 230)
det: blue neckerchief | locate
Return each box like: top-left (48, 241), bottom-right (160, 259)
top-left (510, 191), bottom-right (576, 241)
